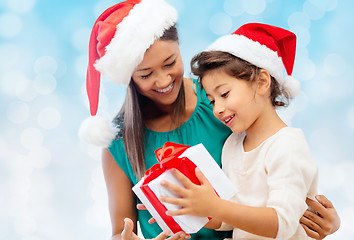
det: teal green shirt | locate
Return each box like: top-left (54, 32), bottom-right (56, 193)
top-left (109, 80), bottom-right (232, 239)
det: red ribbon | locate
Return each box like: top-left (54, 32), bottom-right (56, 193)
top-left (141, 142), bottom-right (201, 233)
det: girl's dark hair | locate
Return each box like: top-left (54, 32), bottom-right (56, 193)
top-left (114, 24), bottom-right (183, 179)
top-left (191, 51), bottom-right (289, 107)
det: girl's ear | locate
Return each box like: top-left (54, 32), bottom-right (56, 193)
top-left (257, 69), bottom-right (271, 96)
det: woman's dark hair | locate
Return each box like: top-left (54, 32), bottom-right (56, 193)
top-left (191, 51), bottom-right (289, 107)
top-left (114, 24), bottom-right (184, 179)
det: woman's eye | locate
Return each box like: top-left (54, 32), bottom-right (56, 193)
top-left (141, 72), bottom-right (152, 79)
top-left (221, 91), bottom-right (229, 98)
top-left (165, 59), bottom-right (176, 67)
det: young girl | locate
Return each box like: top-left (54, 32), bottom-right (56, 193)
top-left (160, 23), bottom-right (320, 239)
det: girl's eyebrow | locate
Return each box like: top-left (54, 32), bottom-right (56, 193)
top-left (136, 53), bottom-right (176, 72)
top-left (205, 84), bottom-right (226, 97)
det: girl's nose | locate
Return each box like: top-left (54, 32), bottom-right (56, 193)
top-left (213, 102), bottom-right (225, 116)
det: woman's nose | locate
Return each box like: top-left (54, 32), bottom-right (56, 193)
top-left (155, 72), bottom-right (172, 88)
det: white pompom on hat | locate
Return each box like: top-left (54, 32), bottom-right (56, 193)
top-left (79, 0), bottom-right (178, 147)
top-left (206, 23), bottom-right (300, 98)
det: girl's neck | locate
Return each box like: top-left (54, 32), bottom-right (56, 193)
top-left (243, 108), bottom-right (287, 152)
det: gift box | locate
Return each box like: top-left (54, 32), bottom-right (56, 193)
top-left (132, 142), bottom-right (237, 234)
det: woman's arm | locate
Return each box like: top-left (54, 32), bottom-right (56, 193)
top-left (160, 168), bottom-right (278, 238)
top-left (102, 148), bottom-right (137, 239)
top-left (300, 195), bottom-right (340, 239)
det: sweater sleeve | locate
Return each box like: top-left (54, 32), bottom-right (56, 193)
top-left (264, 129), bottom-right (318, 239)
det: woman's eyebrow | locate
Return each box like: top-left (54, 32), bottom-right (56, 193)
top-left (136, 53), bottom-right (176, 72)
top-left (163, 53), bottom-right (175, 63)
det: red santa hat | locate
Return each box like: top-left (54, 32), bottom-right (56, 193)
top-left (79, 0), bottom-right (178, 147)
top-left (207, 23), bottom-right (300, 98)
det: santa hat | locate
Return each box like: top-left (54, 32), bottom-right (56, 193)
top-left (207, 23), bottom-right (300, 98)
top-left (79, 0), bottom-right (178, 147)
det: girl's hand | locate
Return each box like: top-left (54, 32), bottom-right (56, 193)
top-left (300, 195), bottom-right (340, 239)
top-left (160, 168), bottom-right (219, 217)
top-left (121, 218), bottom-right (190, 240)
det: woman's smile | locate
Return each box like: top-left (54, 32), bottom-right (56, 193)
top-left (154, 80), bottom-right (175, 95)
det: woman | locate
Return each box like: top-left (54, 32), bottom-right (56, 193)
top-left (79, 0), bottom-right (340, 239)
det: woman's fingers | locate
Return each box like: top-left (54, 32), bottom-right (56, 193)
top-left (300, 223), bottom-right (320, 239)
top-left (121, 218), bottom-right (139, 240)
top-left (306, 198), bottom-right (326, 217)
top-left (167, 232), bottom-right (191, 240)
top-left (153, 230), bottom-right (170, 240)
top-left (302, 207), bottom-right (324, 228)
top-left (137, 203), bottom-right (147, 210)
top-left (300, 213), bottom-right (321, 232)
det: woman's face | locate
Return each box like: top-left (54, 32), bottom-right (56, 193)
top-left (132, 40), bottom-right (184, 107)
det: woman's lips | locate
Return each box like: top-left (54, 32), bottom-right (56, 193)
top-left (154, 80), bottom-right (175, 95)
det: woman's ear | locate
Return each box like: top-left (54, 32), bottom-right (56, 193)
top-left (257, 69), bottom-right (271, 96)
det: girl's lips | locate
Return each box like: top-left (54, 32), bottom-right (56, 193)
top-left (223, 114), bottom-right (235, 127)
top-left (154, 80), bottom-right (175, 95)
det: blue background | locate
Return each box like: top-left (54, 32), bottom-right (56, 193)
top-left (0, 0), bottom-right (353, 239)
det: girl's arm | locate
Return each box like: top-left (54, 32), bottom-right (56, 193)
top-left (102, 149), bottom-right (189, 240)
top-left (160, 168), bottom-right (278, 238)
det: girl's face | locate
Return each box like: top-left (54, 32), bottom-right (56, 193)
top-left (132, 40), bottom-right (184, 107)
top-left (202, 69), bottom-right (263, 133)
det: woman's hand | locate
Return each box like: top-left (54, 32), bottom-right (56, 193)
top-left (300, 195), bottom-right (340, 239)
top-left (137, 204), bottom-right (156, 224)
top-left (120, 218), bottom-right (190, 240)
top-left (160, 168), bottom-right (219, 217)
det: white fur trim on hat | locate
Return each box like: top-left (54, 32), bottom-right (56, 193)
top-left (282, 75), bottom-right (300, 98)
top-left (78, 115), bottom-right (119, 147)
top-left (207, 34), bottom-right (284, 83)
top-left (94, 0), bottom-right (178, 85)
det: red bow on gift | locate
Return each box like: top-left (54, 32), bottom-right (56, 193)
top-left (140, 142), bottom-right (201, 234)
top-left (143, 142), bottom-right (200, 186)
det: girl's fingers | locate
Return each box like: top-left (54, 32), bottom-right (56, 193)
top-left (160, 195), bottom-right (186, 207)
top-left (161, 180), bottom-right (187, 197)
top-left (166, 208), bottom-right (190, 216)
top-left (195, 168), bottom-right (210, 186)
top-left (170, 169), bottom-right (195, 188)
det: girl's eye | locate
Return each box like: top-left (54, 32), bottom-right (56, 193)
top-left (165, 59), bottom-right (176, 67)
top-left (221, 91), bottom-right (229, 98)
top-left (141, 72), bottom-right (152, 79)
top-left (209, 100), bottom-right (215, 105)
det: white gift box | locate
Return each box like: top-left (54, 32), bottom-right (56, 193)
top-left (132, 143), bottom-right (237, 234)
